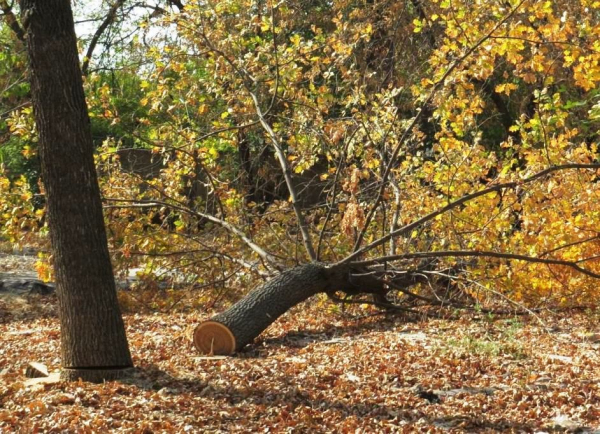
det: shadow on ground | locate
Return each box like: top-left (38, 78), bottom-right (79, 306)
top-left (123, 363), bottom-right (552, 432)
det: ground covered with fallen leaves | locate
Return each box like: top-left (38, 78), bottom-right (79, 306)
top-left (1, 292), bottom-right (600, 433)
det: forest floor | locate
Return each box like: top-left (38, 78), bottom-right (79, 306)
top-left (1, 254), bottom-right (600, 432)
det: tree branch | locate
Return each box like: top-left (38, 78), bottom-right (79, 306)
top-left (0, 0), bottom-right (24, 41)
top-left (353, 250), bottom-right (600, 279)
top-left (193, 16), bottom-right (317, 261)
top-left (165, 0), bottom-right (184, 11)
top-left (81, 0), bottom-right (128, 76)
top-left (102, 197), bottom-right (283, 270)
top-left (341, 163), bottom-right (600, 264)
top-left (249, 92), bottom-right (317, 261)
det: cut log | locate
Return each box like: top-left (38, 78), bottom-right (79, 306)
top-left (193, 321), bottom-right (236, 355)
top-left (194, 263), bottom-right (340, 355)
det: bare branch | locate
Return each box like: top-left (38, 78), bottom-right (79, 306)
top-left (191, 14), bottom-right (317, 261)
top-left (316, 131), bottom-right (354, 260)
top-left (81, 0), bottom-right (128, 76)
top-left (249, 92), bottom-right (317, 261)
top-left (422, 269), bottom-right (546, 325)
top-left (539, 235), bottom-right (600, 258)
top-left (353, 250), bottom-right (600, 279)
top-left (102, 197), bottom-right (283, 270)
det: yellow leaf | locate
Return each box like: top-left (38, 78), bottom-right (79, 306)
top-left (413, 18), bottom-right (422, 33)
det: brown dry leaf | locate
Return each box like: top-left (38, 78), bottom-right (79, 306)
top-left (2, 297), bottom-right (600, 432)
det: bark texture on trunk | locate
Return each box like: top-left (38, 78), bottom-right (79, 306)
top-left (195, 263), bottom-right (339, 354)
top-left (21, 0), bottom-right (132, 382)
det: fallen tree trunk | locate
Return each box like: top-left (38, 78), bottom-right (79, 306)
top-left (194, 263), bottom-right (349, 354)
top-left (194, 263), bottom-right (387, 355)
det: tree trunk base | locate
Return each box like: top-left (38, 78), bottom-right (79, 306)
top-left (60, 367), bottom-right (134, 383)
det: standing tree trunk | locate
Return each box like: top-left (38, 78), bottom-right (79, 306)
top-left (20, 0), bottom-right (133, 382)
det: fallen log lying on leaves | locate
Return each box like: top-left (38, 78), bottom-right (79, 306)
top-left (194, 264), bottom-right (335, 355)
top-left (193, 263), bottom-right (386, 355)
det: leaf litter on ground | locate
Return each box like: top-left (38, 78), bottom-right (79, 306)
top-left (1, 295), bottom-right (600, 432)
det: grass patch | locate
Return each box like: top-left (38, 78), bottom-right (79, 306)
top-left (443, 319), bottom-right (528, 359)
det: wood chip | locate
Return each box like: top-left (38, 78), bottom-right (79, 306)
top-left (24, 372), bottom-right (60, 388)
top-left (193, 356), bottom-right (229, 361)
top-left (25, 362), bottom-right (49, 378)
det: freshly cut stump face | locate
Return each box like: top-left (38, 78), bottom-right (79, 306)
top-left (194, 321), bottom-right (236, 355)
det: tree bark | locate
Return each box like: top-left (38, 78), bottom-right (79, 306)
top-left (194, 264), bottom-right (341, 354)
top-left (194, 263), bottom-right (384, 355)
top-left (20, 0), bottom-right (132, 382)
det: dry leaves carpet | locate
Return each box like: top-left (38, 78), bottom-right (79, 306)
top-left (1, 294), bottom-right (600, 433)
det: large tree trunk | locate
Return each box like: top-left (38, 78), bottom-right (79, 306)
top-left (194, 263), bottom-right (382, 355)
top-left (21, 0), bottom-right (133, 382)
top-left (194, 264), bottom-right (338, 354)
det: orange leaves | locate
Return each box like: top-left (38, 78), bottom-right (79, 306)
top-left (573, 54), bottom-right (600, 91)
top-left (0, 176), bottom-right (45, 249)
top-left (4, 0), bottom-right (600, 309)
top-left (26, 399), bottom-right (48, 415)
top-left (495, 82), bottom-right (518, 95)
top-left (340, 198), bottom-right (365, 236)
top-left (34, 253), bottom-right (53, 283)
top-left (3, 300), bottom-right (600, 431)
top-left (402, 0), bottom-right (600, 306)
